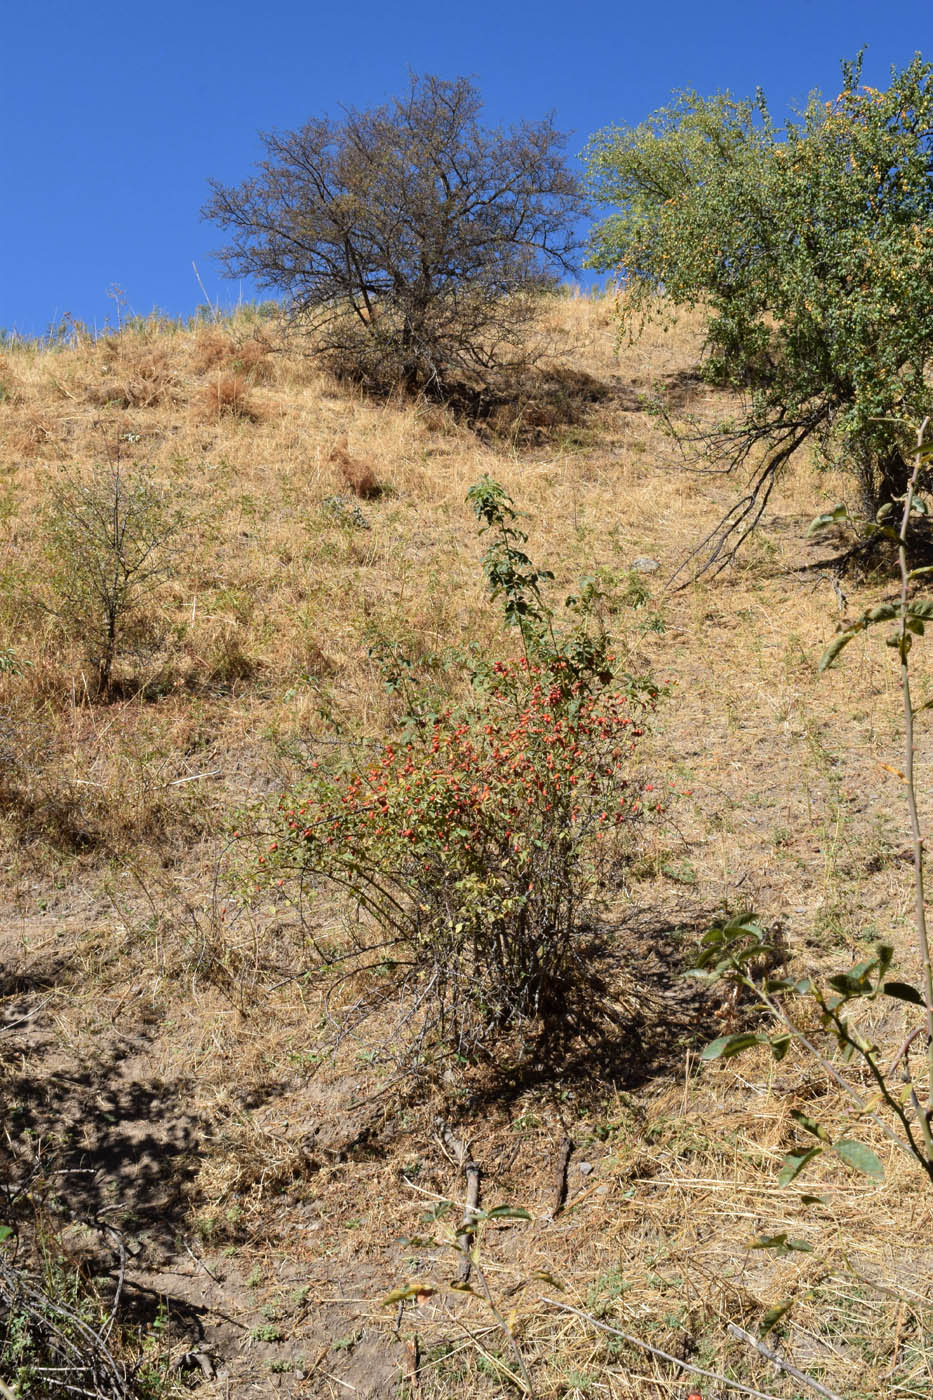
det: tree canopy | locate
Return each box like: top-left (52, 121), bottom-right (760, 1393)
top-left (586, 54), bottom-right (933, 570)
top-left (204, 74), bottom-right (583, 397)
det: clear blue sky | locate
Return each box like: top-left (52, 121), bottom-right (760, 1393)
top-left (4, 0), bottom-right (931, 336)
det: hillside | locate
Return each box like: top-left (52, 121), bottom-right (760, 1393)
top-left (0, 295), bottom-right (930, 1399)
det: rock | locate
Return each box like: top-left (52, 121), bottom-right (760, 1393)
top-left (629, 556), bottom-right (660, 573)
top-left (577, 1161), bottom-right (594, 1176)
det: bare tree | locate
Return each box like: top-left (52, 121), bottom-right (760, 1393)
top-left (203, 74), bottom-right (584, 397)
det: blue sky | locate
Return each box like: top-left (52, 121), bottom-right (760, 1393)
top-left (4, 1), bottom-right (931, 336)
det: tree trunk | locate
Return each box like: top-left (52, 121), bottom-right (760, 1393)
top-left (858, 445), bottom-right (911, 519)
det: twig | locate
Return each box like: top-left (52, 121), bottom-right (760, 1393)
top-left (436, 1120), bottom-right (480, 1284)
top-left (183, 1239), bottom-right (222, 1283)
top-left (887, 1023), bottom-right (924, 1076)
top-left (547, 1136), bottom-right (573, 1219)
top-left (897, 415), bottom-right (933, 1162)
top-left (539, 1298), bottom-right (787, 1400)
top-left (726, 1323), bottom-right (844, 1400)
top-left (472, 1259), bottom-right (535, 1397)
top-left (403, 1336), bottom-right (421, 1397)
top-left (447, 1306), bottom-right (529, 1393)
top-left (0, 993), bottom-right (56, 1033)
top-left (97, 1222), bottom-right (126, 1342)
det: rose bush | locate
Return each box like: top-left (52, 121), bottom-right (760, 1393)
top-left (262, 654), bottom-right (656, 1054)
top-left (251, 479), bottom-right (659, 1061)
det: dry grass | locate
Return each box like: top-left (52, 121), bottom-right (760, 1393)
top-left (193, 370), bottom-right (266, 422)
top-left (0, 293), bottom-right (931, 1398)
top-left (328, 433), bottom-right (383, 498)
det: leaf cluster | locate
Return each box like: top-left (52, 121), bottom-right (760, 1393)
top-left (695, 915), bottom-right (931, 1186)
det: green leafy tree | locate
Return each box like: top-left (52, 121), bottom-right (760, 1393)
top-left (585, 54), bottom-right (933, 570)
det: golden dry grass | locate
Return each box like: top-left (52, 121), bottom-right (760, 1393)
top-left (0, 293), bottom-right (931, 1398)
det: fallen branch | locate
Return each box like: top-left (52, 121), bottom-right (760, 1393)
top-left (726, 1323), bottom-right (844, 1400)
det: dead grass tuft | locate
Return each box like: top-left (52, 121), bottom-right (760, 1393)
top-left (191, 328), bottom-right (276, 382)
top-left (328, 433), bottom-right (382, 498)
top-left (7, 408), bottom-right (60, 457)
top-left (0, 354), bottom-right (24, 405)
top-left (79, 344), bottom-right (182, 409)
top-left (193, 371), bottom-right (265, 423)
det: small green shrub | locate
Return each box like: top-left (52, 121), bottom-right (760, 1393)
top-left (44, 462), bottom-right (185, 698)
top-left (0, 1234), bottom-right (173, 1399)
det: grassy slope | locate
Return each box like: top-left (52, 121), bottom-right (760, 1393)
top-left (0, 296), bottom-right (930, 1398)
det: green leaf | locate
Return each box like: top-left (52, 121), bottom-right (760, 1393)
top-left (833, 1139), bottom-right (884, 1180)
top-left (700, 1032), bottom-right (770, 1061)
top-left (759, 1299), bottom-right (795, 1336)
top-left (790, 1110), bottom-right (831, 1142)
top-left (808, 505), bottom-right (849, 534)
top-left (818, 631), bottom-right (857, 672)
top-left (381, 1281), bottom-right (436, 1305)
top-left (751, 1232), bottom-right (787, 1250)
top-left (866, 603), bottom-right (899, 623)
top-left (908, 599), bottom-right (933, 620)
top-left (485, 1206), bottom-right (532, 1221)
top-left (828, 970), bottom-right (873, 997)
top-left (800, 1194), bottom-right (826, 1205)
top-left (882, 979), bottom-right (925, 1005)
top-left (750, 1233), bottom-right (813, 1254)
top-left (778, 1146), bottom-right (822, 1185)
top-left (0, 1225), bottom-right (12, 1243)
top-left (724, 913), bottom-right (765, 936)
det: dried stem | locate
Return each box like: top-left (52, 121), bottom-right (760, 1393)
top-left (897, 415), bottom-right (933, 1157)
top-left (726, 1321), bottom-right (845, 1400)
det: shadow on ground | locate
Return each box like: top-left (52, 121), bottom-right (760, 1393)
top-left (1, 1027), bottom-right (204, 1261)
top-left (453, 907), bottom-right (729, 1119)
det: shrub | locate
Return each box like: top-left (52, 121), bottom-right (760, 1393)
top-left (44, 462), bottom-right (185, 698)
top-left (253, 480), bottom-right (657, 1060)
top-left (191, 328), bottom-right (274, 382)
top-left (203, 74), bottom-right (584, 399)
top-left (193, 372), bottom-right (263, 422)
top-left (0, 1225), bottom-right (171, 1399)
